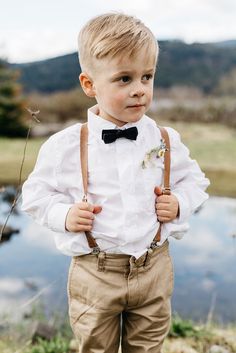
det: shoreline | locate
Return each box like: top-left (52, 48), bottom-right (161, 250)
top-left (1, 168), bottom-right (236, 198)
top-left (1, 119), bottom-right (236, 198)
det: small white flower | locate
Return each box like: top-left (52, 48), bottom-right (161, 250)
top-left (141, 139), bottom-right (167, 168)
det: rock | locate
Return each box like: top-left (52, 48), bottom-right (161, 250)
top-left (163, 339), bottom-right (199, 353)
top-left (208, 345), bottom-right (230, 353)
top-left (31, 322), bottom-right (57, 343)
top-left (212, 328), bottom-right (236, 351)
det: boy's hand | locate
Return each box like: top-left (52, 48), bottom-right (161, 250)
top-left (65, 202), bottom-right (102, 233)
top-left (154, 186), bottom-right (179, 223)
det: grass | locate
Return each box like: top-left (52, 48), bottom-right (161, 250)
top-left (1, 121), bottom-right (236, 197)
top-left (25, 335), bottom-right (70, 353)
top-left (0, 137), bottom-right (46, 185)
top-left (161, 120), bottom-right (236, 197)
top-left (0, 314), bottom-right (235, 353)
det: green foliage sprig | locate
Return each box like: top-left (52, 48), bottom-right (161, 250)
top-left (26, 335), bottom-right (70, 353)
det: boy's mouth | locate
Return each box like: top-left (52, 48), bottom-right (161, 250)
top-left (127, 104), bottom-right (145, 108)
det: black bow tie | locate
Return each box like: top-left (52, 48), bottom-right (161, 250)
top-left (102, 127), bottom-right (138, 144)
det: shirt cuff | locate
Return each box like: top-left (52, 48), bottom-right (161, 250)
top-left (48, 203), bottom-right (73, 233)
top-left (171, 191), bottom-right (191, 224)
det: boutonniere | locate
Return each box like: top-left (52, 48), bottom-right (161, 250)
top-left (141, 139), bottom-right (167, 168)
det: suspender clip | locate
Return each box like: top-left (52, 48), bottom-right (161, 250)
top-left (150, 241), bottom-right (158, 249)
top-left (82, 194), bottom-right (88, 202)
top-left (91, 246), bottom-right (100, 255)
top-left (162, 187), bottom-right (171, 195)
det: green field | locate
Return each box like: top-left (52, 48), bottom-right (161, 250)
top-left (0, 137), bottom-right (45, 185)
top-left (165, 120), bottom-right (236, 197)
top-left (1, 121), bottom-right (236, 197)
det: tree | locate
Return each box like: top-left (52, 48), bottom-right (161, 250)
top-left (0, 60), bottom-right (27, 137)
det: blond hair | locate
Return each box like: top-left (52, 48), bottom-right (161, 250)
top-left (78, 12), bottom-right (158, 73)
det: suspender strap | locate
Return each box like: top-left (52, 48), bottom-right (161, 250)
top-left (80, 123), bottom-right (89, 200)
top-left (80, 123), bottom-right (171, 252)
top-left (80, 123), bottom-right (100, 254)
top-left (151, 126), bottom-right (171, 246)
top-left (159, 126), bottom-right (171, 196)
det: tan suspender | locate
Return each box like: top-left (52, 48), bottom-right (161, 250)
top-left (80, 124), bottom-right (100, 252)
top-left (158, 126), bottom-right (171, 195)
top-left (150, 126), bottom-right (171, 247)
top-left (80, 123), bottom-right (171, 254)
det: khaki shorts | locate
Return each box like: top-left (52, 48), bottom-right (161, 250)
top-left (67, 240), bottom-right (174, 353)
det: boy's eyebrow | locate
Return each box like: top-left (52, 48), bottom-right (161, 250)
top-left (111, 68), bottom-right (155, 78)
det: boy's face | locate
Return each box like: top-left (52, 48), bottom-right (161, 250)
top-left (81, 48), bottom-right (156, 127)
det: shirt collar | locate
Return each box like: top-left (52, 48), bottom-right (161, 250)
top-left (87, 104), bottom-right (145, 144)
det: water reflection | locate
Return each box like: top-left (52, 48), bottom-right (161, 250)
top-left (0, 226), bottom-right (19, 244)
top-left (0, 186), bottom-right (20, 245)
top-left (0, 187), bottom-right (236, 323)
top-left (170, 196), bottom-right (236, 323)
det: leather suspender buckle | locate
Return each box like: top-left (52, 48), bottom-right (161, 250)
top-left (82, 194), bottom-right (87, 202)
top-left (91, 246), bottom-right (100, 255)
top-left (162, 187), bottom-right (171, 195)
top-left (150, 241), bottom-right (159, 249)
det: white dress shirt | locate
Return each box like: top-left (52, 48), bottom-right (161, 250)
top-left (21, 105), bottom-right (210, 258)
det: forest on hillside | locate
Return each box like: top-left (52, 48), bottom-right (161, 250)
top-left (10, 40), bottom-right (236, 95)
top-left (1, 39), bottom-right (236, 138)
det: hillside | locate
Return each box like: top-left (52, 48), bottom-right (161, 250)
top-left (10, 40), bottom-right (236, 94)
top-left (11, 53), bottom-right (80, 93)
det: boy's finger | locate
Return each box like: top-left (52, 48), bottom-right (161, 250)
top-left (157, 216), bottom-right (170, 223)
top-left (156, 203), bottom-right (170, 211)
top-left (155, 195), bottom-right (170, 203)
top-left (75, 224), bottom-right (93, 232)
top-left (77, 202), bottom-right (102, 214)
top-left (154, 186), bottom-right (162, 196)
top-left (76, 202), bottom-right (95, 212)
top-left (77, 217), bottom-right (93, 225)
top-left (156, 209), bottom-right (171, 217)
top-left (78, 210), bottom-right (95, 219)
top-left (93, 205), bottom-right (102, 214)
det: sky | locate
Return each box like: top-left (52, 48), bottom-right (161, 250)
top-left (0, 0), bottom-right (236, 63)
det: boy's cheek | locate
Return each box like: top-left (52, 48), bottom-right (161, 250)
top-left (114, 93), bottom-right (126, 103)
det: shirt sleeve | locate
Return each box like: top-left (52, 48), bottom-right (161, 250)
top-left (21, 135), bottom-right (74, 233)
top-left (166, 127), bottom-right (210, 224)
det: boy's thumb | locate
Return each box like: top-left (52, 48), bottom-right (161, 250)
top-left (154, 186), bottom-right (163, 196)
top-left (93, 205), bottom-right (102, 214)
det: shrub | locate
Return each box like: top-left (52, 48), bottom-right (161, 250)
top-left (26, 335), bottom-right (70, 353)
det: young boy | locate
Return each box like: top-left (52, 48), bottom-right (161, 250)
top-left (21, 12), bottom-right (210, 353)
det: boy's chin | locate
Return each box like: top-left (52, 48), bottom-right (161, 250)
top-left (126, 114), bottom-right (144, 123)
top-left (118, 116), bottom-right (143, 126)
top-left (100, 112), bottom-right (144, 126)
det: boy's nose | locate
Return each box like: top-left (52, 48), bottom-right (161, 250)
top-left (130, 89), bottom-right (145, 97)
top-left (130, 84), bottom-right (145, 97)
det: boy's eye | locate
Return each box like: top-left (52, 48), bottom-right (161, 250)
top-left (142, 74), bottom-right (153, 81)
top-left (120, 76), bottom-right (131, 83)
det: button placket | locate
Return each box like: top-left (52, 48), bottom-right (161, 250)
top-left (116, 141), bottom-right (135, 211)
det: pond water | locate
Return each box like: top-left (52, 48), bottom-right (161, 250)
top-left (0, 187), bottom-right (236, 324)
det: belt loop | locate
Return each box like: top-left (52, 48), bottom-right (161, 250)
top-left (144, 248), bottom-right (153, 267)
top-left (97, 251), bottom-right (106, 272)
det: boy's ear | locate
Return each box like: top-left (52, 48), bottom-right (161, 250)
top-left (79, 72), bottom-right (96, 97)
